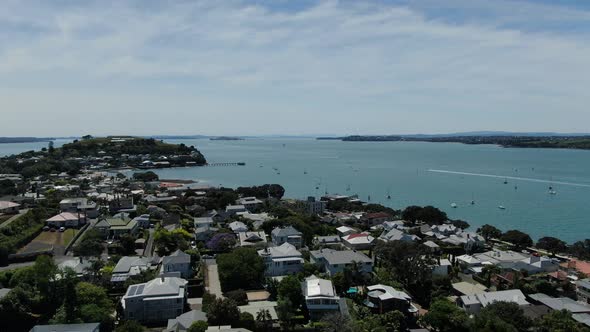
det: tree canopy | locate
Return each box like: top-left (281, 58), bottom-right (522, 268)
top-left (501, 230), bottom-right (533, 249)
top-left (217, 247), bottom-right (265, 292)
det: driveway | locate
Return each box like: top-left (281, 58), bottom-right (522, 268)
top-left (204, 259), bottom-right (223, 298)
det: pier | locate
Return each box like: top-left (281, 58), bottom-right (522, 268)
top-left (204, 162), bottom-right (246, 167)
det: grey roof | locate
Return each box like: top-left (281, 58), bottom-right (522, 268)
top-left (573, 313), bottom-right (590, 327)
top-left (311, 248), bottom-right (372, 265)
top-left (271, 226), bottom-right (302, 237)
top-left (258, 243), bottom-right (302, 258)
top-left (461, 290), bottom-right (529, 307)
top-left (529, 293), bottom-right (590, 313)
top-left (166, 310), bottom-right (207, 331)
top-left (112, 256), bottom-right (150, 274)
top-left (124, 277), bottom-right (187, 299)
top-left (315, 235), bottom-right (341, 243)
top-left (163, 250), bottom-right (191, 266)
top-left (30, 323), bottom-right (100, 332)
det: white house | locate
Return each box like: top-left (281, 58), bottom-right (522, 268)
top-left (111, 256), bottom-right (151, 283)
top-left (302, 275), bottom-right (341, 320)
top-left (121, 276), bottom-right (188, 323)
top-left (238, 231), bottom-right (267, 247)
top-left (229, 221), bottom-right (249, 233)
top-left (271, 226), bottom-right (303, 248)
top-left (258, 243), bottom-right (303, 276)
top-left (341, 233), bottom-right (375, 250)
top-left (459, 289), bottom-right (529, 314)
top-left (161, 250), bottom-right (192, 279)
top-left (46, 212), bottom-right (86, 228)
top-left (59, 198), bottom-right (98, 218)
top-left (236, 197), bottom-right (263, 211)
top-left (0, 201), bottom-right (20, 214)
top-left (379, 229), bottom-right (420, 243)
top-left (310, 248), bottom-right (373, 276)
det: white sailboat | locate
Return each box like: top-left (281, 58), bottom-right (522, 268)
top-left (451, 203), bottom-right (457, 208)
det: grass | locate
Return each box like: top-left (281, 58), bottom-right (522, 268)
top-left (29, 229), bottom-right (79, 246)
top-left (0, 215), bottom-right (11, 226)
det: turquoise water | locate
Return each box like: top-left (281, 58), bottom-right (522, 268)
top-left (2, 138), bottom-right (590, 242)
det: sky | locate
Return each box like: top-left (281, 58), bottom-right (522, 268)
top-left (0, 0), bottom-right (589, 137)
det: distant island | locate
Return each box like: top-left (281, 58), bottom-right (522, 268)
top-left (0, 136), bottom-right (207, 178)
top-left (317, 134), bottom-right (590, 150)
top-left (210, 136), bottom-right (244, 141)
top-left (0, 137), bottom-right (54, 144)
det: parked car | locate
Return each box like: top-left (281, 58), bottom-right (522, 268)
top-left (59, 227), bottom-right (66, 232)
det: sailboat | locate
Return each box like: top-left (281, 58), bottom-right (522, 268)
top-left (470, 193), bottom-right (475, 205)
top-left (548, 178), bottom-right (557, 195)
top-left (498, 205), bottom-right (506, 210)
top-left (451, 203), bottom-right (457, 208)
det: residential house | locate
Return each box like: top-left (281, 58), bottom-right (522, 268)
top-left (304, 197), bottom-right (326, 215)
top-left (473, 250), bottom-right (528, 269)
top-left (109, 196), bottom-right (135, 212)
top-left (452, 282), bottom-right (487, 297)
top-left (361, 212), bottom-right (391, 227)
top-left (379, 229), bottom-right (420, 243)
top-left (342, 233), bottom-right (375, 250)
top-left (95, 217), bottom-right (139, 239)
top-left (364, 284), bottom-right (416, 315)
top-left (441, 231), bottom-right (485, 252)
top-left (431, 224), bottom-right (458, 236)
top-left (194, 217), bottom-right (215, 229)
top-left (310, 248), bottom-right (373, 276)
top-left (258, 243), bottom-right (304, 276)
top-left (433, 259), bottom-right (452, 276)
top-left (226, 205), bottom-right (247, 215)
top-left (577, 279), bottom-right (590, 304)
top-left (46, 212), bottom-right (86, 228)
top-left (161, 250), bottom-right (192, 279)
top-left (512, 256), bottom-right (560, 274)
top-left (133, 214), bottom-right (151, 228)
top-left (29, 323), bottom-right (100, 332)
top-left (59, 198), bottom-right (98, 218)
top-left (195, 226), bottom-right (219, 242)
top-left (165, 310), bottom-right (207, 332)
top-left (302, 275), bottom-right (341, 320)
top-left (121, 276), bottom-right (188, 323)
top-left (236, 197), bottom-right (263, 211)
top-left (528, 293), bottom-right (590, 314)
top-left (111, 256), bottom-right (151, 283)
top-left (58, 257), bottom-right (94, 278)
top-left (0, 201), bottom-right (20, 214)
top-left (229, 221), bottom-right (248, 233)
top-left (238, 231), bottom-right (267, 247)
top-left (422, 240), bottom-right (441, 253)
top-left (236, 212), bottom-right (273, 230)
top-left (459, 289), bottom-right (529, 314)
top-left (313, 235), bottom-right (341, 248)
top-left (336, 226), bottom-right (357, 237)
top-left (271, 226), bottom-right (303, 249)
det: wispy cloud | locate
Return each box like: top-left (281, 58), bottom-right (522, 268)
top-left (0, 0), bottom-right (589, 135)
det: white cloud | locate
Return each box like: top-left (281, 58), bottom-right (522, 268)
top-left (0, 0), bottom-right (589, 136)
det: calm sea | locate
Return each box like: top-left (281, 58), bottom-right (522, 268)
top-left (2, 138), bottom-right (590, 243)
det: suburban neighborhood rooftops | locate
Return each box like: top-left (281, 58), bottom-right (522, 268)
top-left (367, 284), bottom-right (411, 301)
top-left (29, 323), bottom-right (101, 332)
top-left (112, 256), bottom-right (150, 274)
top-left (461, 289), bottom-right (529, 307)
top-left (529, 293), bottom-right (590, 313)
top-left (452, 282), bottom-right (487, 296)
top-left (271, 226), bottom-right (302, 237)
top-left (311, 248), bottom-right (372, 265)
top-left (162, 250), bottom-right (191, 266)
top-left (258, 242), bottom-right (301, 258)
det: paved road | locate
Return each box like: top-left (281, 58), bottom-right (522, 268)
top-left (0, 209), bottom-right (29, 229)
top-left (143, 228), bottom-right (155, 257)
top-left (204, 259), bottom-right (223, 298)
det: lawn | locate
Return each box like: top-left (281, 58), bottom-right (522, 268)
top-left (0, 215), bottom-right (10, 226)
top-left (17, 229), bottom-right (80, 254)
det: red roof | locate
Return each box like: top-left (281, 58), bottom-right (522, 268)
top-left (159, 182), bottom-right (183, 188)
top-left (364, 212), bottom-right (390, 219)
top-left (561, 259), bottom-right (590, 275)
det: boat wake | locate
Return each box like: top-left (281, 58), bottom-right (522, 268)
top-left (428, 169), bottom-right (590, 188)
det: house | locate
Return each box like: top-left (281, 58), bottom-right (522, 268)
top-left (431, 224), bottom-right (458, 236)
top-left (304, 196), bottom-right (326, 215)
top-left (195, 226), bottom-right (219, 242)
top-left (452, 282), bottom-right (487, 297)
top-left (364, 284), bottom-right (416, 315)
top-left (302, 275), bottom-right (341, 320)
top-left (121, 276), bottom-right (188, 323)
top-left (161, 250), bottom-right (192, 279)
top-left (310, 248), bottom-right (373, 276)
top-left (237, 212), bottom-right (274, 230)
top-left (29, 323), bottom-right (100, 332)
top-left (59, 198), bottom-right (98, 218)
top-left (238, 231), bottom-right (267, 247)
top-left (361, 212), bottom-right (391, 227)
top-left (473, 250), bottom-right (528, 269)
top-left (229, 221), bottom-right (248, 233)
top-left (0, 201), bottom-right (20, 214)
top-left (313, 235), bottom-right (341, 248)
top-left (133, 214), bottom-right (151, 228)
top-left (341, 233), bottom-right (375, 250)
top-left (109, 196), bottom-right (135, 212)
top-left (512, 256), bottom-right (559, 274)
top-left (271, 226), bottom-right (303, 249)
top-left (194, 217), bottom-right (215, 229)
top-left (379, 229), bottom-right (419, 243)
top-left (577, 279), bottom-right (590, 304)
top-left (94, 217), bottom-right (139, 239)
top-left (165, 310), bottom-right (207, 332)
top-left (459, 289), bottom-right (529, 314)
top-left (226, 205), bottom-right (247, 215)
top-left (422, 240), bottom-right (441, 253)
top-left (433, 259), bottom-right (452, 276)
top-left (562, 259), bottom-right (590, 276)
top-left (111, 256), bottom-right (151, 283)
top-left (236, 197), bottom-right (263, 211)
top-left (441, 232), bottom-right (485, 252)
top-left (258, 243), bottom-right (304, 276)
top-left (456, 254), bottom-right (482, 268)
top-left (528, 293), bottom-right (590, 314)
top-left (46, 212), bottom-right (86, 228)
top-left (58, 257), bottom-right (94, 278)
top-left (336, 226), bottom-right (357, 237)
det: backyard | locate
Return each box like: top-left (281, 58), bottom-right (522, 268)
top-left (18, 229), bottom-right (79, 255)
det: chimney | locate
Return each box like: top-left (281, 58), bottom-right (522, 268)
top-left (161, 275), bottom-right (165, 282)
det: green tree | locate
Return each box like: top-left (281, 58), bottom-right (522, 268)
top-left (536, 309), bottom-right (590, 332)
top-left (115, 320), bottom-right (145, 332)
top-left (238, 312), bottom-right (256, 330)
top-left (477, 224), bottom-right (503, 241)
top-left (187, 321), bottom-right (208, 332)
top-left (537, 236), bottom-right (567, 256)
top-left (217, 248), bottom-right (265, 291)
top-left (256, 309), bottom-right (273, 332)
top-left (276, 298), bottom-right (295, 330)
top-left (479, 301), bottom-right (532, 332)
top-left (420, 298), bottom-right (468, 332)
top-left (206, 298), bottom-right (241, 326)
top-left (501, 230), bottom-right (533, 250)
top-left (278, 275), bottom-right (304, 309)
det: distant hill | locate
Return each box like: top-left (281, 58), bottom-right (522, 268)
top-left (0, 137), bottom-right (54, 144)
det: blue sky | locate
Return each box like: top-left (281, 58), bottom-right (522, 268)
top-left (0, 0), bottom-right (589, 136)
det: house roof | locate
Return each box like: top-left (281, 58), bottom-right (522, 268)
top-left (271, 226), bottom-right (302, 237)
top-left (461, 289), bottom-right (529, 307)
top-left (379, 229), bottom-right (418, 242)
top-left (302, 275), bottom-right (338, 299)
top-left (0, 201), bottom-right (20, 209)
top-left (367, 284), bottom-right (411, 301)
top-left (163, 250), bottom-right (191, 266)
top-left (529, 293), bottom-right (590, 313)
top-left (343, 233), bottom-right (375, 244)
top-left (47, 212), bottom-right (80, 222)
top-left (311, 248), bottom-right (372, 265)
top-left (229, 221), bottom-right (248, 232)
top-left (124, 276), bottom-right (187, 299)
top-left (113, 256), bottom-right (150, 274)
top-left (563, 260), bottom-right (590, 275)
top-left (30, 323), bottom-right (101, 332)
top-left (258, 242), bottom-right (301, 258)
top-left (452, 282), bottom-right (487, 296)
top-left (239, 231), bottom-right (267, 246)
top-left (166, 310), bottom-right (207, 331)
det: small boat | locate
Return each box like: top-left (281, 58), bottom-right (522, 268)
top-left (368, 195), bottom-right (371, 201)
top-left (451, 203), bottom-right (457, 208)
top-left (470, 200), bottom-right (475, 205)
top-left (549, 190), bottom-right (557, 195)
top-left (304, 169), bottom-right (307, 175)
top-left (387, 195), bottom-right (391, 200)
top-left (503, 178), bottom-right (508, 184)
top-left (498, 205), bottom-right (506, 210)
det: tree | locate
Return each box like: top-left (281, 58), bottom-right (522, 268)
top-left (187, 321), bottom-right (208, 332)
top-left (477, 224), bottom-right (503, 240)
top-left (217, 248), bottom-right (265, 291)
top-left (276, 298), bottom-right (295, 329)
top-left (482, 264), bottom-right (501, 287)
top-left (238, 312), bottom-right (256, 330)
top-left (278, 275), bottom-right (304, 309)
top-left (226, 289), bottom-right (248, 306)
top-left (206, 298), bottom-right (241, 326)
top-left (537, 236), bottom-right (567, 256)
top-left (479, 301), bottom-right (532, 332)
top-left (206, 233), bottom-right (236, 252)
top-left (73, 229), bottom-right (104, 257)
top-left (501, 230), bottom-right (533, 250)
top-left (420, 298), bottom-right (468, 332)
top-left (118, 234), bottom-right (137, 255)
top-left (320, 313), bottom-right (357, 332)
top-left (132, 171), bottom-right (159, 182)
top-left (569, 239), bottom-right (590, 260)
top-left (331, 272), bottom-right (351, 294)
top-left (451, 219), bottom-right (470, 230)
top-left (536, 309), bottom-right (590, 332)
top-left (256, 309), bottom-right (273, 331)
top-left (115, 320), bottom-right (145, 332)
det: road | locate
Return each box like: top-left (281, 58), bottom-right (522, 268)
top-left (204, 259), bottom-right (223, 298)
top-left (143, 228), bottom-right (155, 257)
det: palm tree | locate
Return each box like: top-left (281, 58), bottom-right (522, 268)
top-left (482, 264), bottom-right (501, 287)
top-left (256, 309), bottom-right (273, 331)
